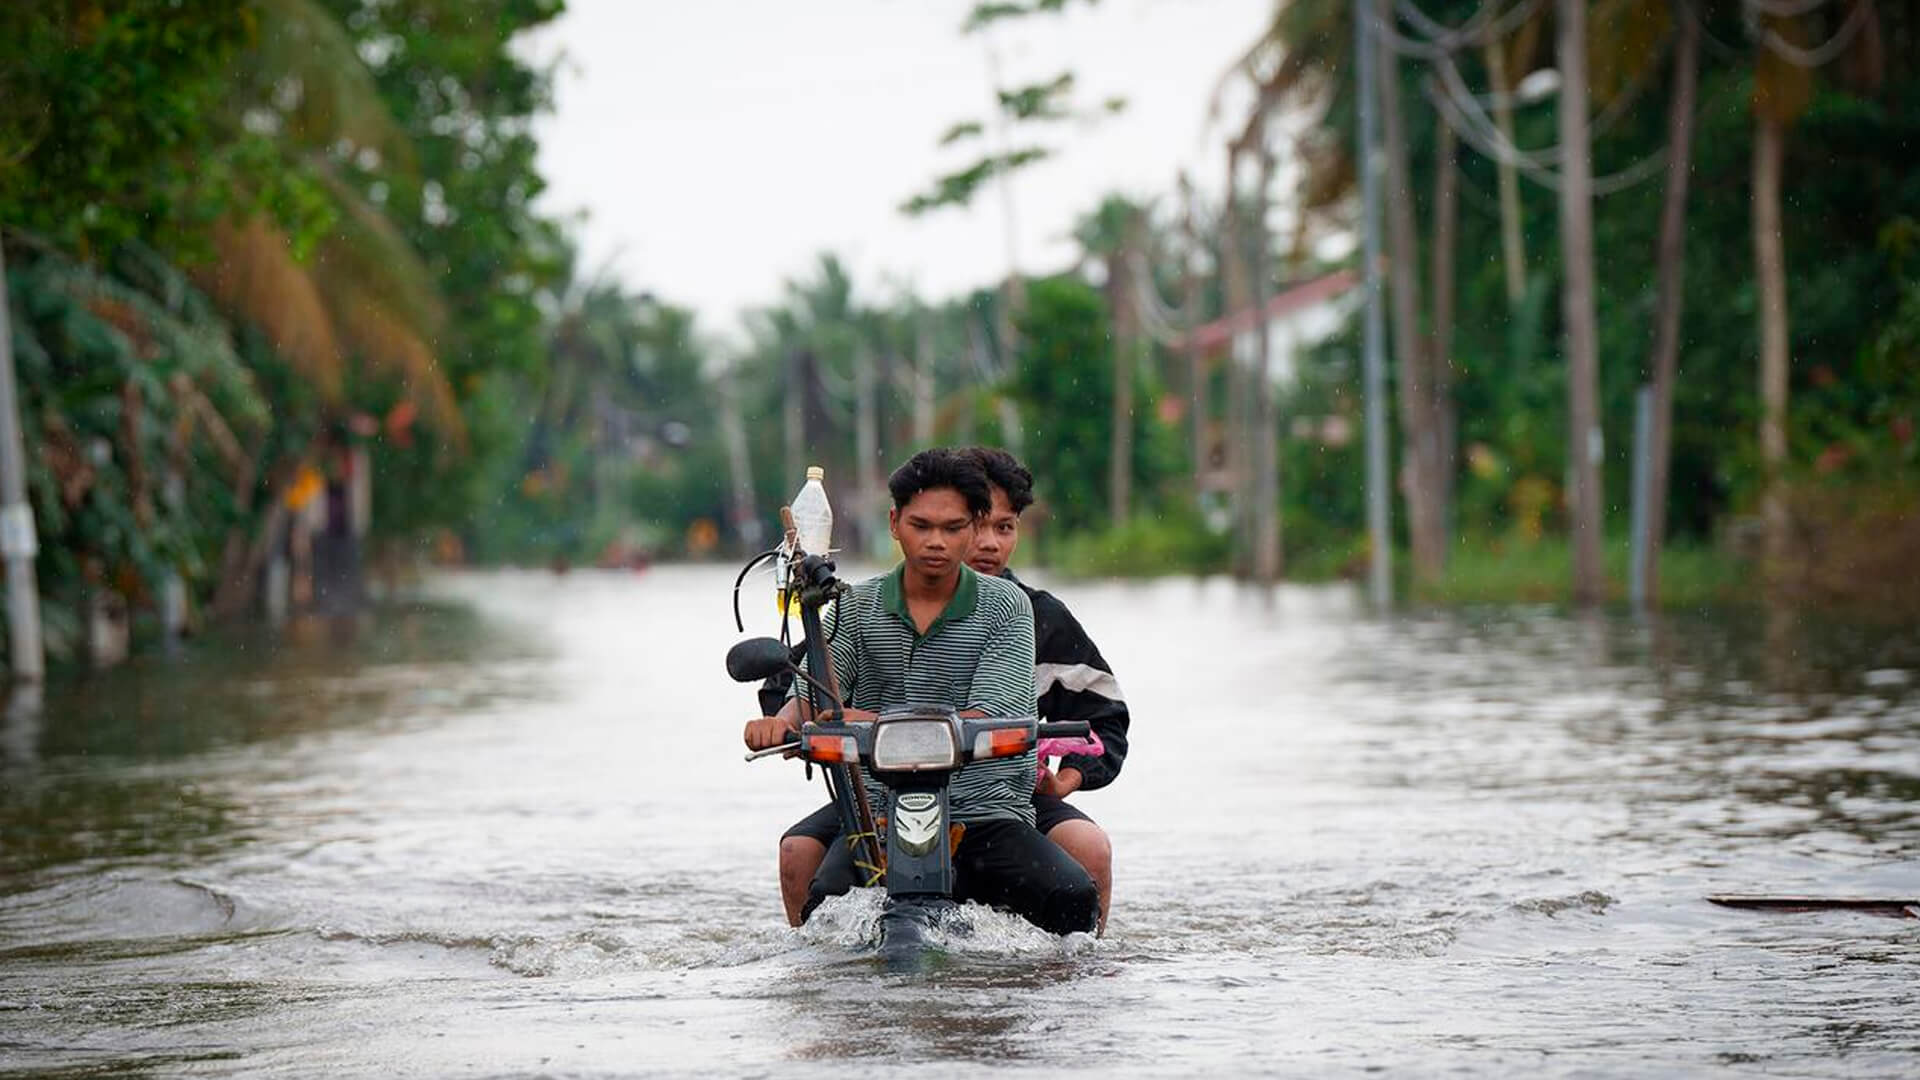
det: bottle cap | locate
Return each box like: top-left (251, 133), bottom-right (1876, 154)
top-left (806, 466), bottom-right (824, 481)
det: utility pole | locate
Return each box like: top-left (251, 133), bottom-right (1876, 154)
top-left (853, 342), bottom-right (881, 557)
top-left (983, 34), bottom-right (1027, 370)
top-left (1484, 40), bottom-right (1528, 308)
top-left (718, 360), bottom-right (761, 553)
top-left (1179, 173), bottom-right (1208, 497)
top-left (1558, 0), bottom-right (1605, 608)
top-left (1221, 148), bottom-right (1253, 577)
top-left (783, 349), bottom-right (804, 489)
top-left (1250, 149), bottom-right (1282, 584)
top-left (1354, 0), bottom-right (1392, 611)
top-left (0, 235), bottom-right (45, 680)
top-left (1109, 214), bottom-right (1139, 530)
top-left (913, 308), bottom-right (935, 449)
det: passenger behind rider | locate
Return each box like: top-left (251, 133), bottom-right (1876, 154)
top-left (745, 448), bottom-right (1098, 937)
top-left (774, 447), bottom-right (1130, 931)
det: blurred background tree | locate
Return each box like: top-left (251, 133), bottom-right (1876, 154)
top-left (3, 0), bottom-right (1916, 670)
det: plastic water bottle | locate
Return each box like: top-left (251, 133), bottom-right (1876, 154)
top-left (789, 466), bottom-right (833, 556)
top-left (777, 466), bottom-right (832, 615)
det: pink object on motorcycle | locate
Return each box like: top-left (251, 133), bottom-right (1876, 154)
top-left (1035, 733), bottom-right (1103, 776)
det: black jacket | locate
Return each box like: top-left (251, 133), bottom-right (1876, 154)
top-left (1004, 570), bottom-right (1131, 791)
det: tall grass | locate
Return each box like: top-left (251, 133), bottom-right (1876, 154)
top-left (1415, 535), bottom-right (1749, 611)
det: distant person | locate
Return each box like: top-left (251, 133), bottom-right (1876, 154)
top-left (745, 447), bottom-right (1098, 936)
top-left (773, 447), bottom-right (1130, 931)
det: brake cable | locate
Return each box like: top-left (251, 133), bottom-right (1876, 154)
top-left (731, 548), bottom-right (778, 632)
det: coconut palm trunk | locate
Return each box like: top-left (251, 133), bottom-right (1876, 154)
top-left (1640, 8), bottom-right (1701, 608)
top-left (1221, 148), bottom-right (1254, 575)
top-left (1181, 175), bottom-right (1208, 496)
top-left (1484, 38), bottom-right (1528, 308)
top-left (1250, 149), bottom-right (1283, 583)
top-left (1749, 8), bottom-right (1817, 585)
top-left (854, 343), bottom-right (882, 556)
top-left (1557, 0), bottom-right (1606, 607)
top-left (913, 310), bottom-right (935, 448)
top-left (1109, 238), bottom-right (1136, 530)
top-left (1428, 87), bottom-right (1459, 567)
top-left (1372, 0), bottom-right (1444, 581)
top-left (1755, 110), bottom-right (1791, 577)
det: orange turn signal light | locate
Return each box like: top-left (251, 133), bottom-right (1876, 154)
top-left (976, 728), bottom-right (1032, 758)
top-left (805, 734), bottom-right (858, 763)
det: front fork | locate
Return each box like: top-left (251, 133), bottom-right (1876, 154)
top-left (883, 778), bottom-right (954, 898)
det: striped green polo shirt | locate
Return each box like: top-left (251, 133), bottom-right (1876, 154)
top-left (798, 563), bottom-right (1039, 825)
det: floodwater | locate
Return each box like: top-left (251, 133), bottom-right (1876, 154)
top-left (2, 566), bottom-right (1918, 1077)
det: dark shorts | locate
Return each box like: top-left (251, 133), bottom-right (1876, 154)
top-left (1033, 794), bottom-right (1092, 833)
top-left (782, 802), bottom-right (842, 845)
top-left (782, 794), bottom-right (1095, 844)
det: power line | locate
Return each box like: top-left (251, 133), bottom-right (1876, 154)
top-left (1129, 250), bottom-right (1193, 348)
top-left (1421, 65), bottom-right (1671, 196)
top-left (1393, 0), bottom-right (1553, 54)
top-left (1753, 0), bottom-right (1872, 67)
top-left (1398, 11), bottom-right (1682, 198)
top-left (1744, 0), bottom-right (1835, 20)
top-left (1674, 0), bottom-right (1751, 59)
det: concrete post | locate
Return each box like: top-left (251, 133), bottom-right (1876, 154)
top-left (0, 235), bottom-right (44, 680)
top-left (1629, 384), bottom-right (1653, 615)
top-left (1353, 0), bottom-right (1392, 611)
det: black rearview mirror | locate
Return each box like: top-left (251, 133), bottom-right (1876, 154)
top-left (726, 637), bottom-right (794, 683)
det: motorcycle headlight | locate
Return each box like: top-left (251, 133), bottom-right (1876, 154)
top-left (871, 718), bottom-right (959, 772)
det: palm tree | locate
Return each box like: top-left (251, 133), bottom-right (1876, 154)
top-left (1072, 196), bottom-right (1151, 528)
top-left (1372, 0), bottom-right (1447, 582)
top-left (1639, 3), bottom-right (1702, 609)
top-left (199, 0), bottom-right (461, 446)
top-left (201, 0), bottom-right (462, 615)
top-left (1557, 0), bottom-right (1606, 608)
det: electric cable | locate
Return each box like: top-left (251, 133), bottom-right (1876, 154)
top-left (1753, 0), bottom-right (1871, 67)
top-left (732, 548), bottom-right (779, 632)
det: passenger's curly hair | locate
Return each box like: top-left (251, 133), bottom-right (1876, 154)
top-left (887, 448), bottom-right (992, 516)
top-left (963, 446), bottom-right (1034, 514)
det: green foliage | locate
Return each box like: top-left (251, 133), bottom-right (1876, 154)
top-left (962, 1), bottom-right (1100, 34)
top-left (909, 2), bottom-right (1121, 218)
top-left (901, 148), bottom-right (1052, 217)
top-left (1415, 535), bottom-right (1749, 613)
top-left (460, 268), bottom-right (722, 564)
top-left (1265, 0), bottom-right (1920, 575)
top-left (1048, 510), bottom-right (1231, 579)
top-left (0, 0), bottom-right (578, 664)
top-left (939, 121), bottom-right (987, 146)
top-left (0, 2), bottom-right (251, 254)
top-left (997, 72), bottom-right (1077, 121)
top-left (1008, 277), bottom-right (1113, 534)
top-left (6, 245), bottom-right (269, 655)
top-left (1274, 342), bottom-right (1367, 568)
top-left (312, 0), bottom-right (570, 539)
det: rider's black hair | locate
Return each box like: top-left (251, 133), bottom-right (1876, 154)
top-left (888, 448), bottom-right (992, 516)
top-left (964, 446), bottom-right (1034, 514)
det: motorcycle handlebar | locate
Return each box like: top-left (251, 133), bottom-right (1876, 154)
top-left (1035, 721), bottom-right (1090, 740)
top-left (743, 730), bottom-right (802, 762)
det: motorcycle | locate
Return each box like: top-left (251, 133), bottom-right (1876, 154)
top-left (726, 547), bottom-right (1091, 967)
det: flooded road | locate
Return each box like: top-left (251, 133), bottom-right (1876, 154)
top-left (3, 566), bottom-right (1918, 1076)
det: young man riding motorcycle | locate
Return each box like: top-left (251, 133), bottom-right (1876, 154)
top-left (744, 448), bottom-right (1099, 937)
top-left (771, 447), bottom-right (1130, 931)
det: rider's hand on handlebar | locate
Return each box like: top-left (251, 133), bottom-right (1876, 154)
top-left (744, 716), bottom-right (797, 750)
top-left (1035, 766), bottom-right (1084, 799)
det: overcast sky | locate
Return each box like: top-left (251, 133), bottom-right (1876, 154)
top-left (522, 0), bottom-right (1275, 341)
